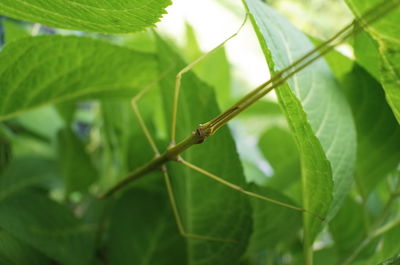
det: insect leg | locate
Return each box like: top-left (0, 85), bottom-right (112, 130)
top-left (178, 158), bottom-right (325, 222)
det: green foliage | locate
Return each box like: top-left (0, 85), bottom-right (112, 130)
top-left (0, 0), bottom-right (399, 265)
top-left (0, 36), bottom-right (156, 121)
top-left (346, 0), bottom-right (400, 123)
top-left (157, 36), bottom-right (252, 265)
top-left (0, 0), bottom-right (172, 33)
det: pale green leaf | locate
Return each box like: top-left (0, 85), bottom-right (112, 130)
top-left (0, 191), bottom-right (95, 265)
top-left (157, 36), bottom-right (252, 265)
top-left (344, 66), bottom-right (400, 196)
top-left (244, 0), bottom-right (357, 242)
top-left (0, 0), bottom-right (171, 33)
top-left (0, 35), bottom-right (156, 121)
top-left (107, 187), bottom-right (186, 265)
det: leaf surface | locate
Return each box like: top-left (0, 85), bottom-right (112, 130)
top-left (0, 230), bottom-right (50, 265)
top-left (0, 35), bottom-right (156, 121)
top-left (107, 187), bottom-right (186, 265)
top-left (346, 0), bottom-right (400, 123)
top-left (0, 191), bottom-right (95, 265)
top-left (57, 128), bottom-right (98, 193)
top-left (247, 186), bottom-right (301, 252)
top-left (0, 0), bottom-right (171, 33)
top-left (0, 157), bottom-right (59, 202)
top-left (244, 0), bottom-right (356, 242)
top-left (259, 126), bottom-right (300, 191)
top-left (157, 36), bottom-right (252, 265)
top-left (344, 66), bottom-right (400, 196)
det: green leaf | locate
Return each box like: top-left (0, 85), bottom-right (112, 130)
top-left (310, 36), bottom-right (354, 81)
top-left (157, 36), bottom-right (252, 265)
top-left (353, 31), bottom-right (381, 80)
top-left (0, 35), bottom-right (156, 121)
top-left (346, 0), bottom-right (400, 123)
top-left (0, 130), bottom-right (12, 173)
top-left (3, 18), bottom-right (30, 43)
top-left (378, 224), bottom-right (400, 263)
top-left (344, 66), bottom-right (400, 196)
top-left (183, 23), bottom-right (232, 108)
top-left (244, 0), bottom-right (356, 242)
top-left (247, 185), bottom-right (302, 252)
top-left (107, 187), bottom-right (186, 265)
top-left (378, 253), bottom-right (400, 265)
top-left (329, 197), bottom-right (367, 257)
top-left (0, 191), bottom-right (95, 265)
top-left (259, 126), bottom-right (300, 191)
top-left (0, 230), bottom-right (50, 265)
top-left (99, 98), bottom-right (159, 190)
top-left (0, 0), bottom-right (171, 33)
top-left (57, 128), bottom-right (98, 194)
top-left (0, 157), bottom-right (59, 202)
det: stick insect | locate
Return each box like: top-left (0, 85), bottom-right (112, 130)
top-left (102, 0), bottom-right (398, 250)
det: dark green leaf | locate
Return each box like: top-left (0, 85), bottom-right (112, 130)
top-left (0, 36), bottom-right (156, 121)
top-left (247, 185), bottom-right (301, 252)
top-left (346, 0), bottom-right (400, 123)
top-left (157, 36), bottom-right (252, 265)
top-left (344, 66), bottom-right (400, 196)
top-left (0, 0), bottom-right (172, 33)
top-left (259, 126), bottom-right (300, 191)
top-left (0, 230), bottom-right (50, 265)
top-left (378, 253), bottom-right (400, 265)
top-left (57, 128), bottom-right (98, 194)
top-left (329, 197), bottom-right (367, 257)
top-left (0, 157), bottom-right (59, 202)
top-left (107, 187), bottom-right (186, 265)
top-left (184, 23), bottom-right (232, 108)
top-left (0, 191), bottom-right (96, 265)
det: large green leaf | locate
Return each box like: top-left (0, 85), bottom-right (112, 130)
top-left (0, 157), bottom-right (59, 202)
top-left (57, 128), bottom-right (98, 194)
top-left (246, 186), bottom-right (301, 253)
top-left (346, 0), bottom-right (400, 123)
top-left (107, 187), bottom-right (186, 265)
top-left (183, 23), bottom-right (232, 108)
top-left (0, 0), bottom-right (171, 33)
top-left (329, 197), bottom-right (368, 257)
top-left (157, 37), bottom-right (252, 265)
top-left (0, 35), bottom-right (156, 121)
top-left (344, 66), bottom-right (400, 196)
top-left (0, 230), bottom-right (50, 265)
top-left (0, 191), bottom-right (95, 265)
top-left (259, 126), bottom-right (300, 191)
top-left (243, 0), bottom-right (356, 243)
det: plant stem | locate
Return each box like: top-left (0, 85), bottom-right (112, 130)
top-left (100, 0), bottom-right (399, 199)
